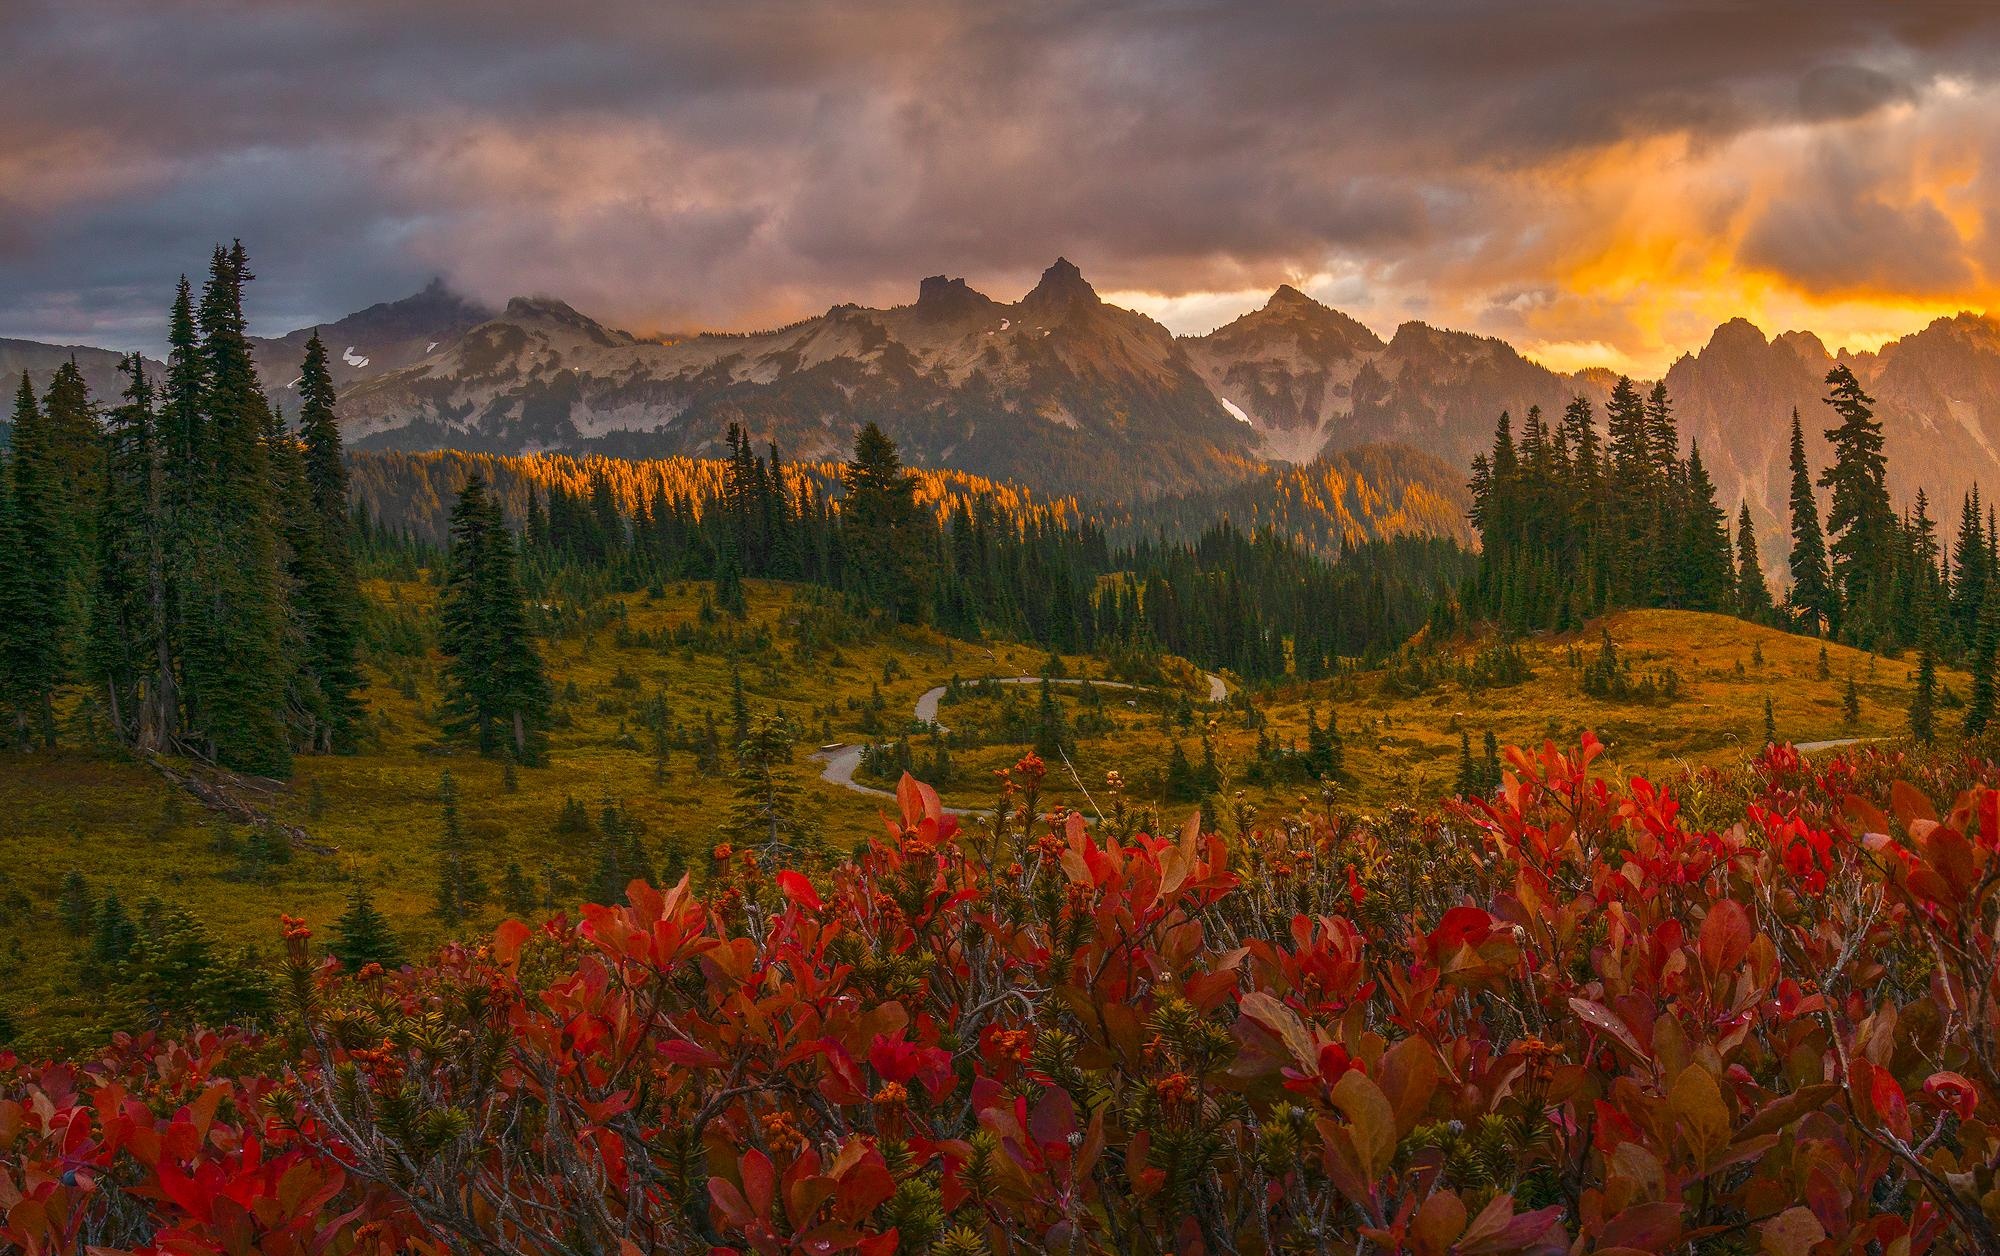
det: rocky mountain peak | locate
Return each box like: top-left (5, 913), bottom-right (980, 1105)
top-left (1773, 329), bottom-right (1832, 366)
top-left (913, 275), bottom-right (999, 322)
top-left (1265, 283), bottom-right (1316, 310)
top-left (1020, 257), bottom-right (1098, 313)
top-left (1702, 316), bottom-right (1771, 357)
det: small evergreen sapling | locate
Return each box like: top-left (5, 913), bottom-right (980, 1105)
top-left (329, 886), bottom-right (403, 972)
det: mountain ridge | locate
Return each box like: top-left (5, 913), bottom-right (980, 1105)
top-left (13, 265), bottom-right (2000, 567)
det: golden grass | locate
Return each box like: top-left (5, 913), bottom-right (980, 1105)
top-left (0, 586), bottom-right (1955, 1038)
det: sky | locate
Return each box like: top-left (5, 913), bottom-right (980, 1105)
top-left (7, 0), bottom-right (2000, 375)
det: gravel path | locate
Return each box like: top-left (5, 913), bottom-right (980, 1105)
top-left (813, 671), bottom-right (1229, 811)
top-left (1793, 736), bottom-right (1874, 753)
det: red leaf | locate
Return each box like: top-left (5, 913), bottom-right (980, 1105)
top-left (492, 918), bottom-right (532, 972)
top-left (1567, 997), bottom-right (1649, 1063)
top-left (1028, 1087), bottom-right (1077, 1149)
top-left (740, 1149), bottom-right (776, 1221)
top-left (777, 870), bottom-right (824, 913)
top-left (1698, 899), bottom-right (1751, 977)
top-left (1868, 1064), bottom-right (1912, 1141)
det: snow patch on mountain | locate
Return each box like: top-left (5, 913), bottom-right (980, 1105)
top-left (342, 346), bottom-right (370, 368)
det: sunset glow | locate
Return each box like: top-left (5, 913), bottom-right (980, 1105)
top-left (5, 2), bottom-right (2000, 371)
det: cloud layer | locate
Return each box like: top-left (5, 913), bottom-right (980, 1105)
top-left (6, 0), bottom-right (2000, 372)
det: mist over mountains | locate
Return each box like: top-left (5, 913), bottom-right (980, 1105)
top-left (14, 260), bottom-right (2000, 562)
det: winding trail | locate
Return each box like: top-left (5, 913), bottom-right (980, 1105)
top-left (812, 671), bottom-right (1229, 812)
top-left (1794, 736), bottom-right (1875, 754)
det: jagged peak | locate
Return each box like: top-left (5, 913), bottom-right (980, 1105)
top-left (1020, 257), bottom-right (1098, 311)
top-left (1702, 316), bottom-right (1771, 354)
top-left (1265, 283), bottom-right (1318, 310)
top-left (1916, 310), bottom-right (2000, 338)
top-left (1773, 329), bottom-right (1832, 364)
top-left (913, 275), bottom-right (1000, 320)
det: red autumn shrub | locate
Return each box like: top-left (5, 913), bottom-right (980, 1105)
top-left (5, 740), bottom-right (2000, 1253)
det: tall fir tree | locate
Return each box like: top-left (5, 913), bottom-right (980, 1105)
top-left (1785, 409), bottom-right (1836, 635)
top-left (439, 475), bottom-right (552, 763)
top-left (841, 423), bottom-right (933, 624)
top-left (1965, 585), bottom-right (2000, 737)
top-left (1819, 365), bottom-right (1895, 647)
top-left (1899, 490), bottom-right (1946, 650)
top-left (187, 243), bottom-right (292, 776)
top-left (1677, 442), bottom-right (1734, 611)
top-left (151, 277), bottom-right (205, 751)
top-left (290, 333), bottom-right (364, 750)
top-left (1910, 615), bottom-right (1939, 745)
top-left (1604, 376), bottom-right (1652, 603)
top-left (5, 370), bottom-right (90, 745)
top-left (1952, 487), bottom-right (1989, 651)
top-left (0, 443), bottom-right (40, 744)
top-left (1735, 503), bottom-right (1773, 621)
top-left (87, 356), bottom-right (164, 744)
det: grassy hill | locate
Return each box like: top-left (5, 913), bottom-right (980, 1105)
top-left (1265, 608), bottom-right (1955, 801)
top-left (0, 585), bottom-right (1956, 1046)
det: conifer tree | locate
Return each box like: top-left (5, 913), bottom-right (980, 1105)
top-left (6, 372), bottom-right (85, 745)
top-left (720, 715), bottom-right (817, 854)
top-left (1454, 731), bottom-right (1478, 796)
top-left (1786, 410), bottom-right (1836, 635)
top-left (439, 475), bottom-right (552, 763)
top-left (1033, 678), bottom-right (1073, 760)
top-left (1303, 706), bottom-right (1345, 782)
top-left (268, 418), bottom-right (328, 745)
top-left (1843, 674), bottom-right (1860, 727)
top-left (57, 871), bottom-right (94, 937)
top-left (88, 357), bottom-right (164, 745)
top-left (188, 244), bottom-right (292, 776)
top-left (729, 664), bottom-right (752, 750)
top-left (1604, 378), bottom-right (1652, 601)
top-left (1951, 488), bottom-right (1988, 649)
top-left (290, 333), bottom-right (364, 749)
top-left (1910, 624), bottom-right (1938, 745)
top-left (841, 423), bottom-right (933, 624)
top-left (330, 885), bottom-right (405, 971)
top-left (1967, 586), bottom-right (2000, 737)
top-left (0, 445), bottom-right (42, 746)
top-left (500, 861), bottom-right (538, 916)
top-left (1820, 365), bottom-right (1894, 647)
top-left (152, 278), bottom-right (204, 750)
top-left (1678, 442), bottom-right (1733, 611)
top-left (1735, 503), bottom-right (1773, 621)
top-left (433, 770), bottom-right (484, 923)
top-left (90, 894), bottom-right (138, 968)
top-left (1899, 490), bottom-right (1945, 650)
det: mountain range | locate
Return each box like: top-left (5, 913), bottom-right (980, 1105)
top-left (12, 260), bottom-right (2000, 563)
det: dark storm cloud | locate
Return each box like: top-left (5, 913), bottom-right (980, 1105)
top-left (4, 0), bottom-right (2000, 353)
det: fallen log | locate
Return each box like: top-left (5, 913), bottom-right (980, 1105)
top-left (141, 751), bottom-right (339, 855)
